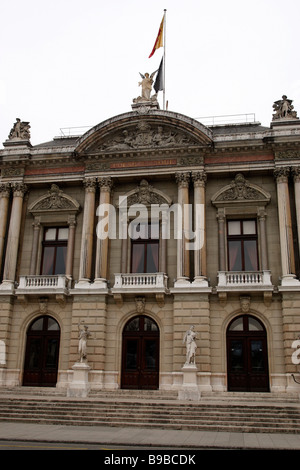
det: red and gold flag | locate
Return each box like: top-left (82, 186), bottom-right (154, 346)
top-left (148, 14), bottom-right (164, 58)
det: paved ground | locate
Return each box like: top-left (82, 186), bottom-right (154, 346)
top-left (1, 421), bottom-right (300, 450)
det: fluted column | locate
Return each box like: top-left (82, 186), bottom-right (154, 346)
top-left (65, 216), bottom-right (77, 278)
top-left (217, 209), bottom-right (226, 272)
top-left (77, 177), bottom-right (96, 285)
top-left (29, 217), bottom-right (41, 275)
top-left (0, 183), bottom-right (11, 276)
top-left (274, 167), bottom-right (299, 285)
top-left (174, 172), bottom-right (190, 285)
top-left (292, 166), bottom-right (300, 254)
top-left (192, 170), bottom-right (208, 286)
top-left (94, 177), bottom-right (113, 286)
top-left (257, 208), bottom-right (269, 271)
top-left (2, 183), bottom-right (27, 287)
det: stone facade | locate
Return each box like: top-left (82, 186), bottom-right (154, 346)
top-left (1, 101), bottom-right (300, 395)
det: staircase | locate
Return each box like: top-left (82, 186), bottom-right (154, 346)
top-left (0, 388), bottom-right (300, 434)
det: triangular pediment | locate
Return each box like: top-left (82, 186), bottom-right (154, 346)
top-left (28, 184), bottom-right (80, 215)
top-left (211, 174), bottom-right (271, 206)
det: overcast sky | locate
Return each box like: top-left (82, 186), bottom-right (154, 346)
top-left (1, 0), bottom-right (300, 145)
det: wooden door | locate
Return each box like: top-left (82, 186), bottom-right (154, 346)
top-left (121, 316), bottom-right (159, 390)
top-left (227, 315), bottom-right (269, 392)
top-left (23, 316), bottom-right (60, 387)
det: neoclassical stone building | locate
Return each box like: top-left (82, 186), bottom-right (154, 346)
top-left (1, 94), bottom-right (300, 395)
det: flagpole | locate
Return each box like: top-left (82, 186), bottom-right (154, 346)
top-left (163, 9), bottom-right (166, 110)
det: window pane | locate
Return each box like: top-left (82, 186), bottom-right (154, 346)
top-left (229, 340), bottom-right (244, 371)
top-left (131, 244), bottom-right (145, 273)
top-left (45, 338), bottom-right (59, 367)
top-left (146, 243), bottom-right (159, 272)
top-left (248, 317), bottom-right (263, 331)
top-left (243, 220), bottom-right (256, 235)
top-left (229, 318), bottom-right (244, 331)
top-left (144, 318), bottom-right (158, 331)
top-left (58, 228), bottom-right (69, 240)
top-left (44, 228), bottom-right (56, 240)
top-left (145, 340), bottom-right (157, 370)
top-left (228, 221), bottom-right (241, 235)
top-left (30, 318), bottom-right (44, 331)
top-left (41, 247), bottom-right (55, 275)
top-left (125, 318), bottom-right (140, 331)
top-left (228, 240), bottom-right (242, 271)
top-left (47, 318), bottom-right (60, 331)
top-left (54, 246), bottom-right (67, 274)
top-left (244, 240), bottom-right (258, 271)
top-left (28, 339), bottom-right (42, 368)
top-left (125, 340), bottom-right (138, 370)
top-left (250, 340), bottom-right (264, 371)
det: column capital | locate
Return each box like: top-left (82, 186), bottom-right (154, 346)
top-left (292, 166), bottom-right (300, 182)
top-left (11, 182), bottom-right (28, 198)
top-left (192, 170), bottom-right (207, 188)
top-left (98, 176), bottom-right (113, 192)
top-left (83, 177), bottom-right (97, 192)
top-left (0, 183), bottom-right (11, 198)
top-left (274, 166), bottom-right (290, 183)
top-left (67, 215), bottom-right (77, 227)
top-left (175, 172), bottom-right (190, 188)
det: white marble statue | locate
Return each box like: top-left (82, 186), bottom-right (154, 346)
top-left (78, 322), bottom-right (91, 363)
top-left (183, 325), bottom-right (198, 365)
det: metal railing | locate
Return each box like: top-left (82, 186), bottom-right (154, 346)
top-left (195, 113), bottom-right (256, 127)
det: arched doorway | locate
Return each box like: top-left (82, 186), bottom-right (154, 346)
top-left (121, 315), bottom-right (159, 390)
top-left (23, 315), bottom-right (60, 387)
top-left (226, 315), bottom-right (269, 392)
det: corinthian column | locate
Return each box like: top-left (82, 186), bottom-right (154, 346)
top-left (174, 172), bottom-right (190, 285)
top-left (274, 167), bottom-right (299, 285)
top-left (1, 183), bottom-right (27, 288)
top-left (77, 177), bottom-right (96, 285)
top-left (292, 166), bottom-right (300, 254)
top-left (0, 183), bottom-right (11, 276)
top-left (94, 176), bottom-right (113, 287)
top-left (192, 171), bottom-right (208, 286)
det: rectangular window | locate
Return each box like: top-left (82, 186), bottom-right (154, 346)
top-left (227, 220), bottom-right (258, 271)
top-left (131, 222), bottom-right (159, 273)
top-left (41, 227), bottom-right (68, 275)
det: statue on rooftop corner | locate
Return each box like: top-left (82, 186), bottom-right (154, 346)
top-left (8, 118), bottom-right (31, 140)
top-left (183, 325), bottom-right (198, 366)
top-left (272, 95), bottom-right (298, 121)
top-left (133, 70), bottom-right (159, 104)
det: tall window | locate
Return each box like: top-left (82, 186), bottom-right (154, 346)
top-left (130, 222), bottom-right (159, 273)
top-left (227, 220), bottom-right (258, 271)
top-left (41, 227), bottom-right (68, 275)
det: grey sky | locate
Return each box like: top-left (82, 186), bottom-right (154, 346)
top-left (1, 0), bottom-right (299, 145)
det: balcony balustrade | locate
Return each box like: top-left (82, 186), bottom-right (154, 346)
top-left (113, 273), bottom-right (168, 291)
top-left (217, 270), bottom-right (273, 290)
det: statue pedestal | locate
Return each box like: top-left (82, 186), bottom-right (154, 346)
top-left (178, 364), bottom-right (201, 401)
top-left (67, 362), bottom-right (91, 398)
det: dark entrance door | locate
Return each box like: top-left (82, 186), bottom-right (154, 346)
top-left (227, 315), bottom-right (269, 392)
top-left (23, 316), bottom-right (60, 387)
top-left (121, 316), bottom-right (159, 390)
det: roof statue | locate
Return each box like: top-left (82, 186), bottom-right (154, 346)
top-left (8, 118), bottom-right (31, 141)
top-left (272, 95), bottom-right (299, 121)
top-left (132, 70), bottom-right (159, 109)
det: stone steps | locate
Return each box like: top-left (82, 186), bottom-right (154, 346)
top-left (0, 393), bottom-right (300, 434)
